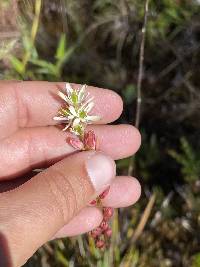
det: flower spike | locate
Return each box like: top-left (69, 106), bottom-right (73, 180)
top-left (54, 83), bottom-right (113, 249)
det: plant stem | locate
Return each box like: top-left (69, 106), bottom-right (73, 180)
top-left (131, 193), bottom-right (156, 242)
top-left (120, 193), bottom-right (156, 266)
top-left (22, 0), bottom-right (42, 73)
top-left (128, 0), bottom-right (150, 176)
top-left (135, 0), bottom-right (150, 128)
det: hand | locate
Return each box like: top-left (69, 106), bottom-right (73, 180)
top-left (0, 81), bottom-right (141, 267)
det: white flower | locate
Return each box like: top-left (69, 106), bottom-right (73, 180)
top-left (57, 83), bottom-right (88, 106)
top-left (54, 83), bottom-right (101, 135)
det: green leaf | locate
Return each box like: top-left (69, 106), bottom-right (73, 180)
top-left (30, 59), bottom-right (57, 75)
top-left (9, 56), bottom-right (24, 75)
top-left (55, 250), bottom-right (68, 267)
top-left (55, 46), bottom-right (75, 75)
top-left (56, 34), bottom-right (66, 60)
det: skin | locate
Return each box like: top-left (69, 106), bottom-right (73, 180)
top-left (0, 81), bottom-right (141, 267)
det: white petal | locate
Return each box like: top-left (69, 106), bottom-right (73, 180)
top-left (62, 123), bottom-right (71, 131)
top-left (86, 96), bottom-right (94, 102)
top-left (53, 116), bottom-right (68, 121)
top-left (85, 92), bottom-right (90, 98)
top-left (85, 102), bottom-right (94, 113)
top-left (80, 97), bottom-right (94, 110)
top-left (58, 91), bottom-right (71, 105)
top-left (80, 117), bottom-right (87, 123)
top-left (78, 84), bottom-right (86, 102)
top-left (65, 83), bottom-right (73, 94)
top-left (86, 115), bottom-right (101, 122)
top-left (69, 106), bottom-right (77, 116)
top-left (72, 118), bottom-right (81, 127)
top-left (68, 114), bottom-right (74, 120)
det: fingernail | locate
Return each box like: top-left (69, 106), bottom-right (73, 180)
top-left (85, 153), bottom-right (116, 192)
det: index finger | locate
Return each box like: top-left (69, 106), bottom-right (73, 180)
top-left (0, 81), bottom-right (123, 139)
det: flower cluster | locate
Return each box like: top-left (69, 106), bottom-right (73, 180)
top-left (90, 205), bottom-right (114, 249)
top-left (54, 83), bottom-right (114, 249)
top-left (54, 83), bottom-right (100, 136)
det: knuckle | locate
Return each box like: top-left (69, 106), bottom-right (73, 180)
top-left (24, 129), bottom-right (49, 169)
top-left (12, 82), bottom-right (30, 128)
top-left (44, 168), bottom-right (78, 223)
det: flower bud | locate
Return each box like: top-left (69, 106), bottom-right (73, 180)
top-left (104, 228), bottom-right (112, 238)
top-left (95, 239), bottom-right (105, 249)
top-left (89, 199), bottom-right (97, 205)
top-left (100, 220), bottom-right (109, 231)
top-left (103, 207), bottom-right (114, 221)
top-left (90, 227), bottom-right (102, 238)
top-left (99, 186), bottom-right (110, 199)
top-left (84, 130), bottom-right (97, 150)
top-left (66, 137), bottom-right (84, 150)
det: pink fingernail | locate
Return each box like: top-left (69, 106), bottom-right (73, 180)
top-left (85, 153), bottom-right (116, 192)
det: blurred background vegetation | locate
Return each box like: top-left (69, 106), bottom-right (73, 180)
top-left (0, 0), bottom-right (200, 266)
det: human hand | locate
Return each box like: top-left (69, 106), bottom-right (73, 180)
top-left (0, 81), bottom-right (141, 267)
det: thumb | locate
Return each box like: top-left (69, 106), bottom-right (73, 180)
top-left (0, 151), bottom-right (116, 267)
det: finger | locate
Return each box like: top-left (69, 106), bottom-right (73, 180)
top-left (0, 151), bottom-right (116, 267)
top-left (0, 81), bottom-right (123, 139)
top-left (0, 176), bottom-right (140, 242)
top-left (0, 175), bottom-right (141, 239)
top-left (0, 125), bottom-right (141, 180)
top-left (101, 176), bottom-right (141, 208)
top-left (54, 176), bottom-right (141, 238)
top-left (54, 207), bottom-right (103, 238)
top-left (0, 175), bottom-right (141, 208)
